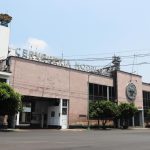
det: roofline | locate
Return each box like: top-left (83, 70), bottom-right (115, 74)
top-left (142, 82), bottom-right (150, 86)
top-left (8, 56), bottom-right (113, 80)
top-left (117, 70), bottom-right (142, 78)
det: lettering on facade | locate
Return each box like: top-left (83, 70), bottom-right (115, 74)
top-left (8, 47), bottom-right (114, 77)
top-left (9, 48), bottom-right (71, 68)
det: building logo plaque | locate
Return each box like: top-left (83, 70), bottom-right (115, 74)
top-left (126, 83), bottom-right (137, 101)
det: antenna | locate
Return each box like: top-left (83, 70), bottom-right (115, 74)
top-left (112, 55), bottom-right (121, 70)
top-left (62, 50), bottom-right (63, 60)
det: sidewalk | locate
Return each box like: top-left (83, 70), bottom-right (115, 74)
top-left (0, 128), bottom-right (28, 132)
top-left (0, 127), bottom-right (149, 132)
top-left (61, 128), bottom-right (86, 131)
top-left (128, 127), bottom-right (149, 130)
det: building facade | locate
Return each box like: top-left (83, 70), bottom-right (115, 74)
top-left (1, 56), bottom-right (148, 129)
top-left (0, 14), bottom-right (150, 129)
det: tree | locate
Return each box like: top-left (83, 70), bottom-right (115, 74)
top-left (118, 103), bottom-right (138, 129)
top-left (89, 100), bottom-right (118, 129)
top-left (0, 82), bottom-right (22, 128)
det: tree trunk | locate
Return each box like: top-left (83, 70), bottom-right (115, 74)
top-left (8, 114), bottom-right (16, 129)
top-left (123, 119), bottom-right (129, 129)
top-left (98, 119), bottom-right (100, 129)
top-left (102, 120), bottom-right (107, 129)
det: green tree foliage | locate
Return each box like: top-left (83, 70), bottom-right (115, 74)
top-left (89, 100), bottom-right (118, 129)
top-left (146, 109), bottom-right (150, 121)
top-left (144, 109), bottom-right (150, 127)
top-left (0, 82), bottom-right (22, 115)
top-left (118, 103), bottom-right (138, 129)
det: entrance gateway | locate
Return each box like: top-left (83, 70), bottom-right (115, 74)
top-left (16, 97), bottom-right (69, 129)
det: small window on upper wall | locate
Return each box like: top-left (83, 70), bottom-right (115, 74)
top-left (63, 99), bottom-right (67, 106)
top-left (62, 108), bottom-right (67, 115)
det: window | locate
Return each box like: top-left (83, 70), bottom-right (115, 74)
top-left (103, 85), bottom-right (107, 99)
top-left (62, 108), bottom-right (67, 115)
top-left (109, 87), bottom-right (115, 101)
top-left (63, 99), bottom-right (67, 107)
top-left (89, 83), bottom-right (115, 101)
top-left (89, 83), bottom-right (93, 95)
top-left (99, 85), bottom-right (103, 97)
top-left (51, 111), bottom-right (55, 117)
top-left (94, 84), bottom-right (98, 96)
top-left (31, 102), bottom-right (35, 112)
top-left (143, 91), bottom-right (150, 119)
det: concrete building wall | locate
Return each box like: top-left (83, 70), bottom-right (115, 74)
top-left (69, 71), bottom-right (88, 125)
top-left (89, 75), bottom-right (113, 86)
top-left (117, 71), bottom-right (143, 109)
top-left (9, 57), bottom-right (70, 99)
top-left (9, 56), bottom-right (113, 125)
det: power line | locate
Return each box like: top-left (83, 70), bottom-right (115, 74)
top-left (64, 52), bottom-right (150, 62)
top-left (63, 49), bottom-right (150, 58)
top-left (121, 62), bottom-right (150, 67)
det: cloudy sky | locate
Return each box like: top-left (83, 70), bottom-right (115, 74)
top-left (1, 0), bottom-right (150, 82)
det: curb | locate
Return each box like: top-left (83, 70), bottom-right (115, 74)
top-left (61, 129), bottom-right (86, 131)
top-left (0, 129), bottom-right (28, 132)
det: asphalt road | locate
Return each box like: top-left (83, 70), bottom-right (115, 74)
top-left (0, 129), bottom-right (150, 150)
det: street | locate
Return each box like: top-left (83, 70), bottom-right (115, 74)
top-left (0, 129), bottom-right (150, 150)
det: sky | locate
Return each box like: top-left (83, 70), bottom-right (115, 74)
top-left (1, 0), bottom-right (150, 82)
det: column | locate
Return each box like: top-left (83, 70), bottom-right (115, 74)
top-left (41, 112), bottom-right (44, 128)
top-left (59, 99), bottom-right (63, 126)
top-left (107, 86), bottom-right (109, 100)
top-left (87, 75), bottom-right (90, 129)
top-left (141, 110), bottom-right (145, 128)
top-left (118, 119), bottom-right (120, 128)
top-left (132, 116), bottom-right (135, 127)
top-left (16, 112), bottom-right (20, 126)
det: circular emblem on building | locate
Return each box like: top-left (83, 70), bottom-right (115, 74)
top-left (126, 83), bottom-right (137, 101)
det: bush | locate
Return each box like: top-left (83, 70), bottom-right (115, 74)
top-left (0, 83), bottom-right (22, 115)
top-left (0, 82), bottom-right (22, 128)
top-left (118, 103), bottom-right (138, 129)
top-left (89, 100), bottom-right (118, 129)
